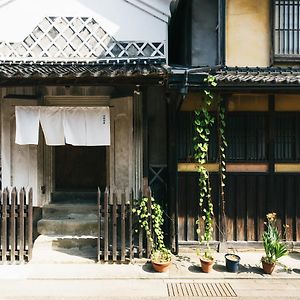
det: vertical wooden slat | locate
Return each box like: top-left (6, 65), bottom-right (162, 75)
top-left (285, 176), bottom-right (294, 241)
top-left (236, 176), bottom-right (246, 241)
top-left (104, 187), bottom-right (109, 261)
top-left (129, 190), bottom-right (134, 261)
top-left (2, 189), bottom-right (8, 263)
top-left (225, 175), bottom-right (234, 241)
top-left (246, 176), bottom-right (256, 241)
top-left (138, 189), bottom-right (143, 258)
top-left (295, 176), bottom-right (300, 241)
top-left (112, 192), bottom-right (117, 262)
top-left (19, 188), bottom-right (25, 262)
top-left (10, 188), bottom-right (17, 262)
top-left (146, 187), bottom-right (152, 258)
top-left (121, 192), bottom-right (126, 262)
top-left (27, 188), bottom-right (33, 261)
top-left (257, 176), bottom-right (267, 241)
top-left (97, 187), bottom-right (101, 262)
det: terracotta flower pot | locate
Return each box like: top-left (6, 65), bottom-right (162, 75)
top-left (200, 257), bottom-right (214, 273)
top-left (262, 260), bottom-right (276, 274)
top-left (151, 260), bottom-right (171, 272)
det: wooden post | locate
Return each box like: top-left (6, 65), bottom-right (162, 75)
top-left (121, 192), bottom-right (126, 262)
top-left (28, 188), bottom-right (33, 261)
top-left (104, 188), bottom-right (109, 261)
top-left (2, 189), bottom-right (8, 263)
top-left (167, 92), bottom-right (179, 253)
top-left (138, 189), bottom-right (143, 258)
top-left (146, 187), bottom-right (152, 258)
top-left (10, 187), bottom-right (17, 262)
top-left (97, 187), bottom-right (101, 262)
top-left (129, 189), bottom-right (134, 261)
top-left (112, 192), bottom-right (117, 262)
top-left (19, 188), bottom-right (25, 262)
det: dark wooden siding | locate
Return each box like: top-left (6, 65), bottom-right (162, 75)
top-left (177, 112), bottom-right (217, 162)
top-left (177, 110), bottom-right (300, 243)
top-left (178, 172), bottom-right (300, 242)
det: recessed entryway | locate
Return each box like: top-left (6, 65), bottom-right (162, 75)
top-left (55, 145), bottom-right (107, 192)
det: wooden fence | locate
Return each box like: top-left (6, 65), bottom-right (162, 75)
top-left (0, 187), bottom-right (33, 263)
top-left (97, 187), bottom-right (151, 263)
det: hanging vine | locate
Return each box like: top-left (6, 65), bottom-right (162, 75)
top-left (193, 74), bottom-right (227, 257)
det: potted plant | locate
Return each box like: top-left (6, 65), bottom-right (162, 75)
top-left (134, 194), bottom-right (171, 272)
top-left (198, 246), bottom-right (214, 273)
top-left (225, 253), bottom-right (240, 273)
top-left (261, 212), bottom-right (288, 274)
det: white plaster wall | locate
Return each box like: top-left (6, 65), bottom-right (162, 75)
top-left (1, 97), bottom-right (38, 205)
top-left (0, 0), bottom-right (171, 42)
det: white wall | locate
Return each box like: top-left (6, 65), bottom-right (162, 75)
top-left (0, 0), bottom-right (171, 42)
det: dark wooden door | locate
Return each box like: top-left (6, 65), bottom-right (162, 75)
top-left (55, 145), bottom-right (106, 191)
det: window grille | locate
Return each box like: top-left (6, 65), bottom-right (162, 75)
top-left (274, 0), bottom-right (300, 58)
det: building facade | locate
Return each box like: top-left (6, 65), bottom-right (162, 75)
top-left (169, 0), bottom-right (300, 248)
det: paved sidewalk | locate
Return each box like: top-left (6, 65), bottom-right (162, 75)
top-left (0, 250), bottom-right (299, 299)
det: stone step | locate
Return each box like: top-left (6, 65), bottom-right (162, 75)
top-left (37, 219), bottom-right (98, 236)
top-left (51, 191), bottom-right (98, 204)
top-left (42, 203), bottom-right (97, 219)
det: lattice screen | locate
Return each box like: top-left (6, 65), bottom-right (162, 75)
top-left (0, 16), bottom-right (165, 61)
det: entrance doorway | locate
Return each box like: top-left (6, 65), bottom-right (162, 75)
top-left (55, 145), bottom-right (107, 191)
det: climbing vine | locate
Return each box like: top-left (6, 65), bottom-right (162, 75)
top-left (193, 74), bottom-right (227, 257)
top-left (133, 195), bottom-right (171, 262)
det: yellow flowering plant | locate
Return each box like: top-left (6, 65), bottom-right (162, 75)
top-left (262, 212), bottom-right (288, 264)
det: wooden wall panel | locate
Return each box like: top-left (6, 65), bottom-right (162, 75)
top-left (178, 173), bottom-right (300, 243)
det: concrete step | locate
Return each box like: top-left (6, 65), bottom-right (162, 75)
top-left (31, 235), bottom-right (97, 264)
top-left (42, 203), bottom-right (97, 219)
top-left (37, 219), bottom-right (98, 236)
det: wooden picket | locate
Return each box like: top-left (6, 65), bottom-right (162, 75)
top-left (0, 187), bottom-right (33, 263)
top-left (97, 187), bottom-right (150, 262)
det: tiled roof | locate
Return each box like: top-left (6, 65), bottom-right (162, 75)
top-left (215, 67), bottom-right (300, 84)
top-left (0, 60), bottom-right (167, 85)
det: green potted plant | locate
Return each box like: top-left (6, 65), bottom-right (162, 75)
top-left (134, 195), bottom-right (171, 272)
top-left (261, 212), bottom-right (288, 274)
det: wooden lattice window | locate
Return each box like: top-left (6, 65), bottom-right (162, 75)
top-left (274, 0), bottom-right (300, 60)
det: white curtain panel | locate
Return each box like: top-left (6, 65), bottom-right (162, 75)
top-left (85, 107), bottom-right (110, 146)
top-left (15, 106), bottom-right (40, 145)
top-left (15, 106), bottom-right (111, 146)
top-left (40, 107), bottom-right (65, 145)
top-left (63, 107), bottom-right (87, 146)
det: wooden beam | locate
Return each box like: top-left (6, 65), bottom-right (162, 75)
top-left (177, 163), bottom-right (219, 172)
top-left (178, 163), bottom-right (269, 173)
top-left (275, 163), bottom-right (300, 172)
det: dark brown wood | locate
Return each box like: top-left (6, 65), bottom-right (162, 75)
top-left (146, 187), bottom-right (152, 258)
top-left (104, 188), bottom-right (109, 261)
top-left (121, 192), bottom-right (126, 262)
top-left (19, 188), bottom-right (25, 262)
top-left (285, 176), bottom-right (294, 241)
top-left (10, 188), bottom-right (17, 262)
top-left (28, 188), bottom-right (33, 261)
top-left (138, 189), bottom-right (143, 259)
top-left (2, 189), bottom-right (8, 263)
top-left (112, 192), bottom-right (117, 262)
top-left (257, 176), bottom-right (267, 241)
top-left (167, 92), bottom-right (178, 253)
top-left (246, 176), bottom-right (256, 241)
top-left (97, 187), bottom-right (101, 262)
top-left (55, 145), bottom-right (106, 191)
top-left (236, 176), bottom-right (246, 241)
top-left (129, 190), bottom-right (134, 261)
top-left (296, 176), bottom-right (300, 241)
